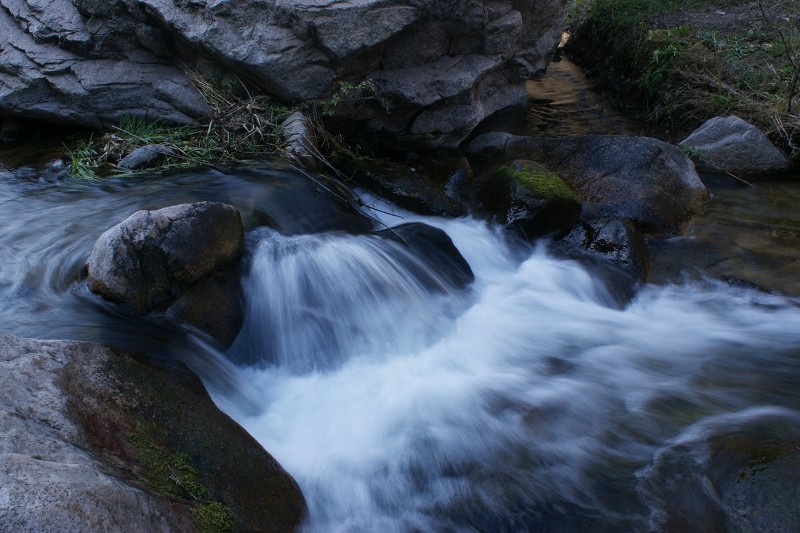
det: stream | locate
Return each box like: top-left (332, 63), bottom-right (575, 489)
top-left (2, 58), bottom-right (800, 531)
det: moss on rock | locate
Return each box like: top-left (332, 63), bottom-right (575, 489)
top-left (193, 502), bottom-right (236, 533)
top-left (59, 341), bottom-right (307, 532)
top-left (497, 164), bottom-right (579, 203)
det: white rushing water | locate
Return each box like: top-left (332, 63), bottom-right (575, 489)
top-left (215, 205), bottom-right (800, 531)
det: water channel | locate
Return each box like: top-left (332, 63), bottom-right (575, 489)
top-left (2, 57), bottom-right (800, 531)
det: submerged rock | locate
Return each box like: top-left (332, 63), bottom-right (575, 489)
top-left (344, 158), bottom-right (466, 217)
top-left (468, 132), bottom-right (709, 234)
top-left (165, 271), bottom-right (243, 347)
top-left (0, 0), bottom-right (564, 147)
top-left (376, 222), bottom-right (474, 290)
top-left (0, 332), bottom-right (306, 531)
top-left (639, 410), bottom-right (800, 532)
top-left (87, 201), bottom-right (244, 315)
top-left (680, 115), bottom-right (791, 175)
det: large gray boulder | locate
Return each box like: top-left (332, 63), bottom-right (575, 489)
top-left (0, 0), bottom-right (565, 146)
top-left (86, 201), bottom-right (244, 328)
top-left (0, 0), bottom-right (210, 128)
top-left (0, 332), bottom-right (306, 531)
top-left (680, 115), bottom-right (791, 175)
top-left (468, 132), bottom-right (709, 234)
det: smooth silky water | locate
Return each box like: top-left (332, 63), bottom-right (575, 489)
top-left (2, 157), bottom-right (800, 530)
top-left (3, 66), bottom-right (800, 530)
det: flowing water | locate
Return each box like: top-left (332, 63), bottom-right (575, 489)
top-left (3, 61), bottom-right (800, 531)
top-left (217, 200), bottom-right (800, 532)
top-left (526, 56), bottom-right (645, 137)
top-left (2, 152), bottom-right (800, 531)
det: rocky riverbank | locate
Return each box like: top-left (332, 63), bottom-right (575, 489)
top-left (0, 0), bottom-right (565, 148)
top-left (3, 1), bottom-right (800, 530)
top-left (566, 0), bottom-right (800, 164)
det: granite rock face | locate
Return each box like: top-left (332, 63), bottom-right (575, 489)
top-left (680, 115), bottom-right (791, 175)
top-left (86, 201), bottom-right (244, 315)
top-left (0, 332), bottom-right (307, 531)
top-left (0, 0), bottom-right (566, 146)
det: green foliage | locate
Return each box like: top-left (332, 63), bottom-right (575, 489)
top-left (129, 429), bottom-right (235, 532)
top-left (65, 136), bottom-right (100, 180)
top-left (193, 502), bottom-right (235, 533)
top-left (569, 0), bottom-right (800, 158)
top-left (319, 79), bottom-right (379, 117)
top-left (61, 69), bottom-right (298, 179)
top-left (497, 165), bottom-right (578, 203)
top-left (129, 432), bottom-right (208, 501)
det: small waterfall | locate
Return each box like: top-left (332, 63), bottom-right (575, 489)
top-left (3, 158), bottom-right (798, 531)
top-left (229, 227), bottom-right (470, 372)
top-left (220, 215), bottom-right (800, 531)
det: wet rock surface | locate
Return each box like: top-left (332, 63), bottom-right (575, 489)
top-left (639, 410), bottom-right (800, 533)
top-left (86, 201), bottom-right (244, 315)
top-left (345, 158), bottom-right (466, 217)
top-left (563, 212), bottom-right (650, 281)
top-left (376, 222), bottom-right (475, 290)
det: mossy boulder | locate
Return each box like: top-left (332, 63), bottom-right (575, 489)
top-left (497, 163), bottom-right (579, 203)
top-left (0, 332), bottom-right (306, 532)
top-left (472, 159), bottom-right (581, 240)
top-left (62, 342), bottom-right (307, 532)
top-left (468, 133), bottom-right (709, 235)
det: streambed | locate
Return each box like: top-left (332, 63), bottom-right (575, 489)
top-left (2, 59), bottom-right (800, 531)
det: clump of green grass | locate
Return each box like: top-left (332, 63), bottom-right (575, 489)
top-left (65, 71), bottom-right (294, 179)
top-left (65, 136), bottom-right (100, 180)
top-left (568, 0), bottom-right (800, 160)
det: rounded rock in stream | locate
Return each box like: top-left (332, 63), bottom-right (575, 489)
top-left (468, 132), bottom-right (709, 235)
top-left (376, 222), bottom-right (475, 290)
top-left (87, 201), bottom-right (244, 316)
top-left (680, 115), bottom-right (792, 176)
top-left (471, 159), bottom-right (581, 240)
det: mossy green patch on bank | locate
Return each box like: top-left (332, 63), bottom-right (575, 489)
top-left (497, 165), bottom-right (579, 202)
top-left (567, 0), bottom-right (800, 161)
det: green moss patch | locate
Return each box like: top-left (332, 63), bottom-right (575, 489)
top-left (128, 427), bottom-right (234, 532)
top-left (193, 502), bottom-right (236, 533)
top-left (497, 165), bottom-right (579, 203)
top-left (129, 431), bottom-right (208, 501)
